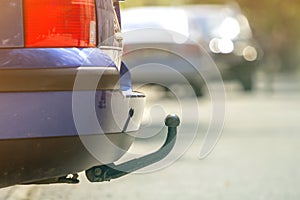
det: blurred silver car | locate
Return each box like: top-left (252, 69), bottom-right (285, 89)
top-left (121, 7), bottom-right (209, 97)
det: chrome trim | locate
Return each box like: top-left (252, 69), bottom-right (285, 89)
top-left (100, 46), bottom-right (122, 51)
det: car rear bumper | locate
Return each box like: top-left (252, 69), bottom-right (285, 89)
top-left (0, 89), bottom-right (145, 187)
top-left (0, 132), bottom-right (133, 188)
top-left (0, 54), bottom-right (146, 187)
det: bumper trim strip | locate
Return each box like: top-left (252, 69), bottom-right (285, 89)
top-left (0, 67), bottom-right (120, 92)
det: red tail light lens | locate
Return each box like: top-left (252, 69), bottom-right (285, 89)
top-left (23, 0), bottom-right (96, 47)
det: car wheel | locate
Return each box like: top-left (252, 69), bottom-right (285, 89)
top-left (234, 64), bottom-right (255, 92)
top-left (240, 74), bottom-right (253, 91)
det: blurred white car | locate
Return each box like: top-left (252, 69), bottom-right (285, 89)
top-left (122, 7), bottom-right (209, 96)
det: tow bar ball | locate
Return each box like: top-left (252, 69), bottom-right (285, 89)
top-left (86, 114), bottom-right (180, 182)
top-left (165, 114), bottom-right (180, 127)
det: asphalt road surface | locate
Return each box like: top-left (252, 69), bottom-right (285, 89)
top-left (1, 74), bottom-right (300, 200)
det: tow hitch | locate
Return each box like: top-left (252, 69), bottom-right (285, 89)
top-left (85, 114), bottom-right (180, 182)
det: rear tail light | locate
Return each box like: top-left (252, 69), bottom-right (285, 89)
top-left (23, 0), bottom-right (96, 47)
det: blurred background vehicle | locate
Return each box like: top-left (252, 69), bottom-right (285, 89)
top-left (121, 7), bottom-right (207, 97)
top-left (122, 4), bottom-right (262, 96)
top-left (185, 3), bottom-right (263, 91)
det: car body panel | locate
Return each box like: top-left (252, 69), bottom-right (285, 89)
top-left (0, 133), bottom-right (134, 188)
top-left (0, 0), bottom-right (146, 187)
top-left (0, 90), bottom-right (145, 140)
top-left (0, 48), bottom-right (115, 68)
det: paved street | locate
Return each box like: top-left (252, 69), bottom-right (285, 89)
top-left (1, 73), bottom-right (300, 200)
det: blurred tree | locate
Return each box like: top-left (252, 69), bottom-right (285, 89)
top-left (122, 0), bottom-right (300, 71)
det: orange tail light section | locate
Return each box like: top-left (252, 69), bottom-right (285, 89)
top-left (23, 0), bottom-right (96, 47)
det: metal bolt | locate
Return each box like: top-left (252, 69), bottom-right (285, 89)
top-left (94, 167), bottom-right (102, 176)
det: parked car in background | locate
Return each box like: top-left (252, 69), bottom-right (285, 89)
top-left (121, 7), bottom-right (207, 97)
top-left (122, 4), bottom-right (262, 93)
top-left (185, 4), bottom-right (263, 90)
top-left (0, 0), bottom-right (146, 188)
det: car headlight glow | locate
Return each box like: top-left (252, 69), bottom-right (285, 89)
top-left (218, 38), bottom-right (234, 54)
top-left (243, 46), bottom-right (257, 61)
top-left (218, 17), bottom-right (240, 40)
top-left (209, 38), bottom-right (234, 54)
